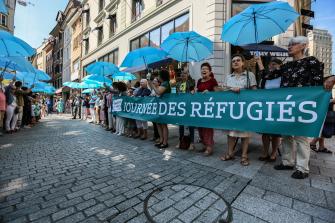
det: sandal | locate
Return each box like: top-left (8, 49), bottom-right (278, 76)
top-left (203, 148), bottom-right (213, 156)
top-left (241, 157), bottom-right (250, 166)
top-left (220, 154), bottom-right (235, 161)
top-left (268, 156), bottom-right (276, 162)
top-left (318, 148), bottom-right (332, 153)
top-left (310, 144), bottom-right (318, 152)
top-left (159, 144), bottom-right (169, 149)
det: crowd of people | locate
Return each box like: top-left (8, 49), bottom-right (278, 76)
top-left (1, 36), bottom-right (335, 180)
top-left (0, 78), bottom-right (50, 136)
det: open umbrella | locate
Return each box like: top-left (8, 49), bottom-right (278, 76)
top-left (82, 74), bottom-right (112, 85)
top-left (111, 72), bottom-right (137, 81)
top-left (63, 82), bottom-right (81, 88)
top-left (85, 61), bottom-right (119, 76)
top-left (33, 69), bottom-right (51, 81)
top-left (120, 47), bottom-right (167, 72)
top-left (0, 30), bottom-right (36, 57)
top-left (82, 89), bottom-right (95, 94)
top-left (77, 81), bottom-right (102, 89)
top-left (221, 1), bottom-right (299, 45)
top-left (161, 31), bottom-right (213, 62)
top-left (0, 56), bottom-right (35, 74)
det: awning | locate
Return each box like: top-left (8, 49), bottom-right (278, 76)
top-left (240, 44), bottom-right (289, 57)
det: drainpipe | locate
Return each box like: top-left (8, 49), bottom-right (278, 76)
top-left (224, 0), bottom-right (232, 78)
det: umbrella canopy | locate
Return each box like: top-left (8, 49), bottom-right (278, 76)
top-left (120, 47), bottom-right (167, 70)
top-left (161, 31), bottom-right (213, 62)
top-left (0, 30), bottom-right (36, 57)
top-left (34, 69), bottom-right (51, 81)
top-left (85, 61), bottom-right (119, 76)
top-left (82, 89), bottom-right (95, 94)
top-left (0, 56), bottom-right (35, 73)
top-left (112, 72), bottom-right (137, 81)
top-left (78, 81), bottom-right (101, 89)
top-left (63, 82), bottom-right (81, 88)
top-left (221, 1), bottom-right (299, 45)
top-left (82, 74), bottom-right (112, 85)
top-left (0, 0), bottom-right (7, 14)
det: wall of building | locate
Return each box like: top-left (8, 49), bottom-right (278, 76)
top-left (0, 0), bottom-right (16, 33)
top-left (71, 13), bottom-right (82, 81)
top-left (63, 25), bottom-right (72, 83)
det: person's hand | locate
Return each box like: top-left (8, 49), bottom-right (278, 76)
top-left (231, 87), bottom-right (240, 93)
top-left (324, 76), bottom-right (335, 91)
top-left (190, 90), bottom-right (195, 95)
top-left (254, 56), bottom-right (264, 70)
top-left (202, 89), bottom-right (209, 94)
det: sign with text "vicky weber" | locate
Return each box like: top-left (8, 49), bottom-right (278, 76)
top-left (112, 87), bottom-right (331, 137)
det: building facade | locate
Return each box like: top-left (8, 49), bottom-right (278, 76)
top-left (69, 3), bottom-right (82, 82)
top-left (35, 42), bottom-right (47, 71)
top-left (0, 0), bottom-right (16, 33)
top-left (43, 38), bottom-right (55, 82)
top-left (308, 29), bottom-right (333, 77)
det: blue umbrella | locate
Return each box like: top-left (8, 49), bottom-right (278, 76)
top-left (63, 82), bottom-right (80, 88)
top-left (120, 47), bottom-right (167, 70)
top-left (0, 0), bottom-right (7, 14)
top-left (0, 56), bottom-right (35, 74)
top-left (82, 89), bottom-right (95, 94)
top-left (82, 74), bottom-right (112, 85)
top-left (86, 61), bottom-right (119, 76)
top-left (112, 72), bottom-right (137, 81)
top-left (77, 81), bottom-right (102, 89)
top-left (161, 31), bottom-right (213, 62)
top-left (33, 69), bottom-right (51, 81)
top-left (0, 30), bottom-right (36, 57)
top-left (221, 1), bottom-right (299, 45)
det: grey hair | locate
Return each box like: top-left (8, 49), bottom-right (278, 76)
top-left (289, 36), bottom-right (308, 55)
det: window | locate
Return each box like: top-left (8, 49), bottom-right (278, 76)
top-left (85, 39), bottom-right (90, 55)
top-left (174, 13), bottom-right (189, 32)
top-left (97, 27), bottom-right (104, 45)
top-left (99, 0), bottom-right (105, 12)
top-left (132, 0), bottom-right (143, 22)
top-left (109, 14), bottom-right (117, 36)
top-left (140, 33), bottom-right (149, 48)
top-left (161, 20), bottom-right (174, 43)
top-left (98, 49), bottom-right (119, 65)
top-left (130, 39), bottom-right (140, 51)
top-left (73, 59), bottom-right (80, 72)
top-left (85, 10), bottom-right (90, 27)
top-left (149, 28), bottom-right (160, 48)
top-left (0, 14), bottom-right (7, 27)
top-left (129, 13), bottom-right (189, 50)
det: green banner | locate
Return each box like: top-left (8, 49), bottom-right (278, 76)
top-left (112, 87), bottom-right (331, 137)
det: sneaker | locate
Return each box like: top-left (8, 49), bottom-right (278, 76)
top-left (274, 163), bottom-right (294, 170)
top-left (291, 170), bottom-right (309, 179)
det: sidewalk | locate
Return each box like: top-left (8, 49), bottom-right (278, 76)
top-left (0, 115), bottom-right (334, 223)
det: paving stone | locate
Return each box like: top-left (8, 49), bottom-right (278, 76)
top-left (28, 206), bottom-right (58, 221)
top-left (311, 179), bottom-right (335, 192)
top-left (151, 198), bottom-right (175, 213)
top-left (194, 194), bottom-right (218, 210)
top-left (52, 207), bottom-right (76, 221)
top-left (177, 206), bottom-right (201, 223)
top-left (232, 208), bottom-right (267, 223)
top-left (104, 194), bottom-right (127, 207)
top-left (263, 191), bottom-right (293, 208)
top-left (232, 193), bottom-right (312, 223)
top-left (243, 185), bottom-right (266, 198)
top-left (96, 207), bottom-right (119, 221)
top-left (54, 212), bottom-right (85, 223)
top-left (293, 200), bottom-right (335, 222)
top-left (84, 203), bottom-right (106, 217)
top-left (109, 208), bottom-right (137, 223)
top-left (116, 197), bottom-right (141, 211)
top-left (58, 197), bottom-right (83, 209)
top-left (153, 207), bottom-right (179, 223)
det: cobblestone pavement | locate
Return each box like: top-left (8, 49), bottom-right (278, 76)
top-left (0, 114), bottom-right (335, 223)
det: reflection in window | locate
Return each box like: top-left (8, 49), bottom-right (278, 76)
top-left (161, 21), bottom-right (174, 44)
top-left (149, 28), bottom-right (160, 48)
top-left (174, 13), bottom-right (189, 32)
top-left (130, 39), bottom-right (140, 51)
top-left (132, 0), bottom-right (143, 22)
top-left (140, 34), bottom-right (149, 47)
top-left (109, 14), bottom-right (117, 36)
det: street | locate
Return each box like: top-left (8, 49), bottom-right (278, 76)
top-left (0, 115), bottom-right (335, 223)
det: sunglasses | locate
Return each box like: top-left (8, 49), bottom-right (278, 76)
top-left (232, 59), bottom-right (242, 63)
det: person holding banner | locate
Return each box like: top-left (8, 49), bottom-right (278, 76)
top-left (149, 70), bottom-right (171, 149)
top-left (257, 58), bottom-right (282, 162)
top-left (176, 65), bottom-right (196, 150)
top-left (219, 54), bottom-right (257, 166)
top-left (256, 36), bottom-right (324, 179)
top-left (196, 63), bottom-right (218, 156)
top-left (115, 82), bottom-right (128, 136)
